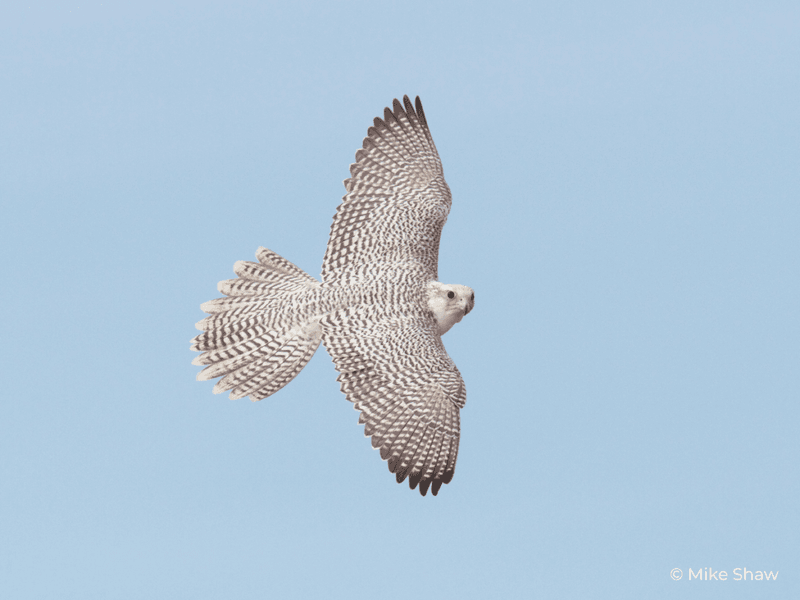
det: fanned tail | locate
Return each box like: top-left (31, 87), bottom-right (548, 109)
top-left (192, 247), bottom-right (323, 401)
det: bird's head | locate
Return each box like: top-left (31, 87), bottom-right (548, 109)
top-left (427, 282), bottom-right (475, 336)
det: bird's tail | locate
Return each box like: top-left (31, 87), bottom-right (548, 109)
top-left (191, 247), bottom-right (323, 401)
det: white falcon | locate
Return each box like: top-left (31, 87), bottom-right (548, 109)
top-left (192, 96), bottom-right (475, 496)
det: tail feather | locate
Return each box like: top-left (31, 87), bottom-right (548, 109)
top-left (197, 299), bottom-right (305, 330)
top-left (190, 318), bottom-right (270, 352)
top-left (193, 331), bottom-right (282, 371)
top-left (233, 259), bottom-right (313, 286)
top-left (198, 296), bottom-right (276, 316)
top-left (247, 335), bottom-right (320, 402)
top-left (218, 277), bottom-right (309, 298)
top-left (222, 322), bottom-right (321, 400)
top-left (192, 247), bottom-right (323, 401)
top-left (255, 247), bottom-right (317, 282)
top-left (204, 325), bottom-right (308, 388)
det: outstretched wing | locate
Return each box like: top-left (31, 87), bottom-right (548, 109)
top-left (322, 303), bottom-right (466, 496)
top-left (321, 95), bottom-right (451, 285)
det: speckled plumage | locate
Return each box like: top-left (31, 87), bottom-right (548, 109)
top-left (192, 96), bottom-right (474, 496)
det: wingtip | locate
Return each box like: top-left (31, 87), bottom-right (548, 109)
top-left (419, 480), bottom-right (431, 496)
top-left (402, 94), bottom-right (414, 115)
top-left (415, 96), bottom-right (426, 127)
top-left (392, 97), bottom-right (404, 118)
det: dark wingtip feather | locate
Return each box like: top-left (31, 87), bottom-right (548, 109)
top-left (392, 98), bottom-right (404, 119)
top-left (403, 95), bottom-right (415, 117)
top-left (415, 96), bottom-right (427, 128)
top-left (419, 480), bottom-right (431, 496)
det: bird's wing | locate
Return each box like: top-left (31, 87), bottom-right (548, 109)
top-left (322, 303), bottom-right (466, 496)
top-left (321, 95), bottom-right (451, 285)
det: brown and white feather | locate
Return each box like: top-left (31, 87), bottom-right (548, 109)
top-left (193, 96), bottom-right (470, 496)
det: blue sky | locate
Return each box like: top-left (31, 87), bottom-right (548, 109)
top-left (2, 1), bottom-right (798, 598)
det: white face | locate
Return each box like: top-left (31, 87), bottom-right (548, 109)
top-left (428, 283), bottom-right (475, 336)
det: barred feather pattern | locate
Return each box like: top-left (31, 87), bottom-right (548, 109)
top-left (321, 300), bottom-right (465, 496)
top-left (192, 247), bottom-right (324, 401)
top-left (193, 96), bottom-right (471, 496)
top-left (321, 95), bottom-right (450, 285)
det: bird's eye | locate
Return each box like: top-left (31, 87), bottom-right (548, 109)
top-left (447, 291), bottom-right (455, 299)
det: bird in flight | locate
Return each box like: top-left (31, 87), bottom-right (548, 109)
top-left (191, 95), bottom-right (474, 496)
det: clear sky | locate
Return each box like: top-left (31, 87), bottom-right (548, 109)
top-left (2, 1), bottom-right (798, 598)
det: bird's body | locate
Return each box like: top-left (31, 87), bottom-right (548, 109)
top-left (192, 96), bottom-right (474, 496)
